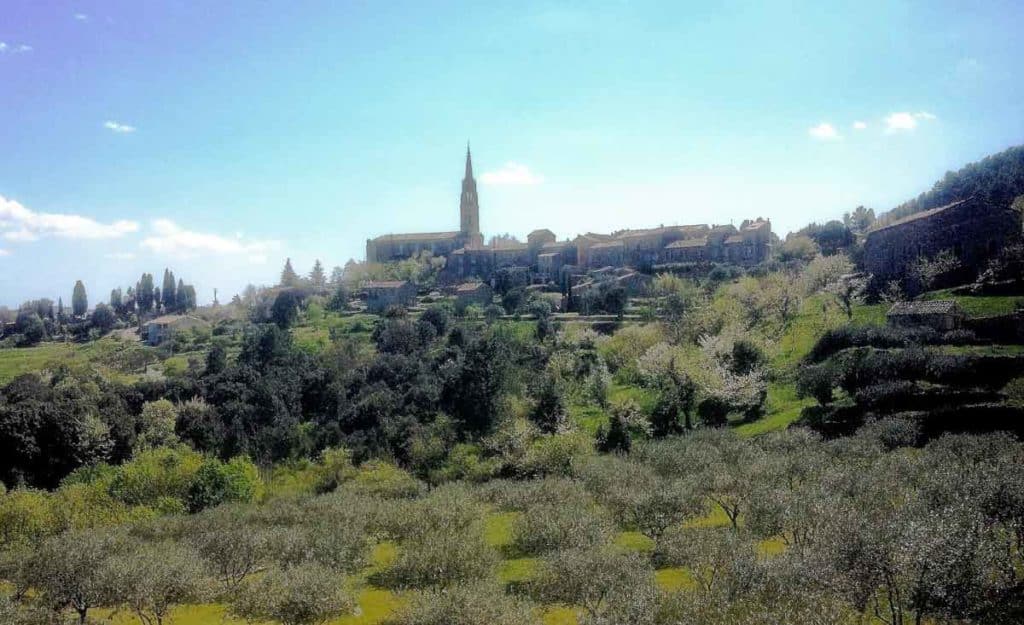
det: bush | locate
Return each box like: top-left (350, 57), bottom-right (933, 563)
top-left (520, 432), bottom-right (595, 477)
top-left (185, 456), bottom-right (262, 512)
top-left (376, 524), bottom-right (497, 589)
top-left (349, 461), bottom-right (425, 499)
top-left (479, 477), bottom-right (593, 512)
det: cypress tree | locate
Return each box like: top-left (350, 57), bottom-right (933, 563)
top-left (162, 269), bottom-right (177, 310)
top-left (71, 280), bottom-right (88, 317)
top-left (280, 258), bottom-right (300, 287)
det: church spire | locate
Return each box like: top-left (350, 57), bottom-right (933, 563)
top-left (464, 141), bottom-right (473, 180)
top-left (460, 142), bottom-right (481, 246)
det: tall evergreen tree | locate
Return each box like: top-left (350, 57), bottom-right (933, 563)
top-left (57, 297), bottom-right (65, 321)
top-left (138, 273), bottom-right (155, 313)
top-left (329, 266), bottom-right (345, 288)
top-left (162, 269), bottom-right (177, 310)
top-left (280, 258), bottom-right (300, 287)
top-left (176, 278), bottom-right (187, 312)
top-left (110, 288), bottom-right (123, 312)
top-left (154, 287), bottom-right (161, 312)
top-left (309, 260), bottom-right (326, 290)
top-left (71, 280), bottom-right (88, 317)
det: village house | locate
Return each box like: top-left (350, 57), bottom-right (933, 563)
top-left (455, 282), bottom-right (493, 308)
top-left (364, 280), bottom-right (417, 313)
top-left (145, 315), bottom-right (208, 346)
top-left (886, 300), bottom-right (965, 332)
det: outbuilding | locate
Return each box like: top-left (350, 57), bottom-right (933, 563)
top-left (886, 300), bottom-right (965, 332)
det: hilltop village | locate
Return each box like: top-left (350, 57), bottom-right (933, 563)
top-left (366, 147), bottom-right (773, 297)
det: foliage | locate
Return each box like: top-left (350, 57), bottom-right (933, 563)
top-left (385, 583), bottom-right (540, 625)
top-left (231, 562), bottom-right (353, 625)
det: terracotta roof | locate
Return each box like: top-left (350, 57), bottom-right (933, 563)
top-left (541, 241), bottom-right (573, 250)
top-left (365, 280), bottom-right (410, 289)
top-left (148, 314), bottom-right (203, 326)
top-left (666, 237), bottom-right (708, 249)
top-left (724, 234), bottom-right (745, 244)
top-left (590, 240), bottom-right (625, 250)
top-left (868, 200), bottom-right (969, 234)
top-left (370, 231), bottom-right (461, 243)
top-left (456, 282), bottom-right (488, 293)
top-left (887, 300), bottom-right (962, 316)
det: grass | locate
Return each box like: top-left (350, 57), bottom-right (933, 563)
top-left (922, 289), bottom-right (1022, 316)
top-left (655, 567), bottom-right (696, 591)
top-left (614, 531), bottom-right (655, 553)
top-left (683, 504), bottom-right (732, 529)
top-left (484, 511), bottom-right (518, 550)
top-left (734, 383), bottom-right (815, 437)
top-left (0, 337), bottom-right (159, 385)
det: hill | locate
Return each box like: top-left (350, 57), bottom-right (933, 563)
top-left (875, 144), bottom-right (1024, 228)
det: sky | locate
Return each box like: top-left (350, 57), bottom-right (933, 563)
top-left (1, 1), bottom-right (1023, 307)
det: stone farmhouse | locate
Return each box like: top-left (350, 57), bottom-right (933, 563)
top-left (366, 147), bottom-right (773, 285)
top-left (863, 197), bottom-right (1022, 286)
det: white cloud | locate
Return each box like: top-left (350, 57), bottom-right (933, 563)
top-left (884, 111), bottom-right (937, 133)
top-left (480, 162), bottom-right (544, 185)
top-left (0, 195), bottom-right (139, 242)
top-left (140, 219), bottom-right (280, 261)
top-left (808, 122), bottom-right (841, 141)
top-left (853, 121), bottom-right (868, 130)
top-left (74, 13), bottom-right (89, 21)
top-left (104, 121), bottom-right (137, 134)
top-left (0, 42), bottom-right (32, 54)
top-left (104, 251), bottom-right (136, 260)
top-left (0, 248), bottom-right (10, 257)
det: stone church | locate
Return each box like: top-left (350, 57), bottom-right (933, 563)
top-left (366, 147), bottom-right (773, 282)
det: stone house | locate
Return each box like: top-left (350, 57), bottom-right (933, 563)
top-left (455, 282), bottom-right (494, 307)
top-left (886, 300), bottom-right (965, 331)
top-left (364, 280), bottom-right (416, 313)
top-left (862, 198), bottom-right (1022, 286)
top-left (145, 315), bottom-right (208, 346)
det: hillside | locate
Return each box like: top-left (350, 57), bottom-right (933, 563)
top-left (875, 144), bottom-right (1024, 228)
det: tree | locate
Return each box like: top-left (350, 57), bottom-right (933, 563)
top-left (138, 273), bottom-right (155, 314)
top-left (909, 249), bottom-right (962, 294)
top-left (109, 288), bottom-right (123, 312)
top-left (27, 527), bottom-right (125, 624)
top-left (280, 258), bottom-right (300, 287)
top-left (14, 310), bottom-right (45, 345)
top-left (778, 234), bottom-right (820, 262)
top-left (595, 414), bottom-right (631, 454)
top-left (90, 303), bottom-right (116, 333)
top-left (71, 280), bottom-right (88, 317)
top-left (231, 563), bottom-right (353, 625)
top-left (57, 297), bottom-right (65, 322)
top-left (114, 540), bottom-right (207, 625)
top-left (136, 399), bottom-right (180, 451)
top-left (826, 273), bottom-right (870, 320)
top-left (175, 278), bottom-right (187, 312)
top-left (387, 583), bottom-right (539, 625)
top-left (844, 205), bottom-right (876, 234)
top-left (162, 269), bottom-right (177, 311)
top-left (530, 546), bottom-right (656, 623)
top-left (271, 290), bottom-right (299, 328)
top-left (328, 265), bottom-right (345, 289)
top-left (309, 259), bottom-right (326, 290)
top-left (650, 366), bottom-right (697, 435)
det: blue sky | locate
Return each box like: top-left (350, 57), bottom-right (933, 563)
top-left (1, 1), bottom-right (1022, 306)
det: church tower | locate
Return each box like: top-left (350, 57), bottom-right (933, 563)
top-left (460, 143), bottom-right (483, 248)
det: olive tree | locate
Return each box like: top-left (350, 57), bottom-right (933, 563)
top-left (530, 546), bottom-right (656, 623)
top-left (231, 562), bottom-right (354, 625)
top-left (511, 501), bottom-right (614, 555)
top-left (25, 527), bottom-right (126, 624)
top-left (384, 582), bottom-right (540, 625)
top-left (110, 540), bottom-right (208, 625)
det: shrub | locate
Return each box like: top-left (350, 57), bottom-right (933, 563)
top-left (520, 432), bottom-right (595, 477)
top-left (376, 523), bottom-right (497, 589)
top-left (185, 456), bottom-right (262, 512)
top-left (349, 461), bottom-right (425, 499)
top-left (529, 546), bottom-right (656, 622)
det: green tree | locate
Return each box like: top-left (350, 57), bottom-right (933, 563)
top-left (175, 278), bottom-right (187, 312)
top-left (309, 259), bottom-right (326, 290)
top-left (138, 273), bottom-right (155, 314)
top-left (280, 258), bottom-right (300, 287)
top-left (231, 563), bottom-right (353, 625)
top-left (90, 303), bottom-right (116, 333)
top-left (71, 280), bottom-right (88, 317)
top-left (162, 269), bottom-right (177, 311)
top-left (109, 288), bottom-right (122, 311)
top-left (271, 290), bottom-right (299, 328)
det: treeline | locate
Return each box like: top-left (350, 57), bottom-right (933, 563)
top-left (0, 269), bottom-right (199, 347)
top-left (877, 143), bottom-right (1024, 227)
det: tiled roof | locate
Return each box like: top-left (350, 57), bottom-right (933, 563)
top-left (538, 252), bottom-right (560, 259)
top-left (887, 300), bottom-right (962, 316)
top-left (456, 282), bottom-right (487, 293)
top-left (529, 228), bottom-right (556, 238)
top-left (365, 280), bottom-right (410, 289)
top-left (370, 231), bottom-right (461, 243)
top-left (868, 200), bottom-right (969, 234)
top-left (724, 234), bottom-right (745, 244)
top-left (590, 240), bottom-right (625, 249)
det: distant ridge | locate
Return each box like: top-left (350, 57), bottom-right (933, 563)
top-left (875, 144), bottom-right (1024, 228)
